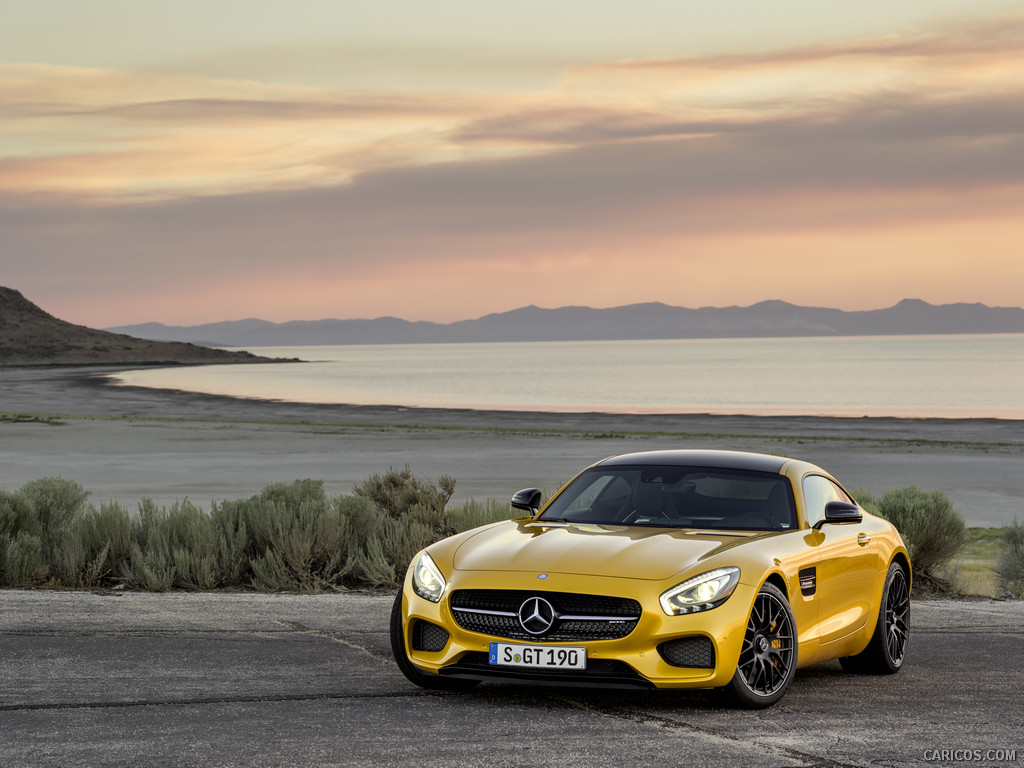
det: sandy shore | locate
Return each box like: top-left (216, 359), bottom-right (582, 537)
top-left (2, 366), bottom-right (1023, 526)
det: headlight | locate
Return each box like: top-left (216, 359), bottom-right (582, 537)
top-left (660, 567), bottom-right (740, 615)
top-left (412, 551), bottom-right (446, 603)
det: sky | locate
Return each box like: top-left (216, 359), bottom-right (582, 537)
top-left (2, 0), bottom-right (1023, 327)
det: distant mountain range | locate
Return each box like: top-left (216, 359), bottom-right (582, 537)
top-left (107, 299), bottom-right (1024, 347)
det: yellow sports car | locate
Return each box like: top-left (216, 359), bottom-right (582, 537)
top-left (390, 450), bottom-right (911, 708)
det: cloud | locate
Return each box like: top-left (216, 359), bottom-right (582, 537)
top-left (454, 108), bottom-right (745, 145)
top-left (4, 12), bottom-right (1024, 324)
top-left (0, 96), bottom-right (469, 123)
top-left (5, 12), bottom-right (1024, 201)
top-left (5, 84), bottom-right (1022, 278)
top-left (584, 13), bottom-right (1024, 73)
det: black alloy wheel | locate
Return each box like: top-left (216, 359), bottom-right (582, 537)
top-left (719, 582), bottom-right (797, 708)
top-left (883, 566), bottom-right (910, 665)
top-left (840, 561), bottom-right (910, 674)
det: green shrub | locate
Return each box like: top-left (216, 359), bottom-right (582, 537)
top-left (0, 470), bottom-right (512, 592)
top-left (129, 544), bottom-right (176, 591)
top-left (1, 479), bottom-right (96, 586)
top-left (873, 486), bottom-right (965, 589)
top-left (447, 498), bottom-right (512, 533)
top-left (2, 531), bottom-right (48, 587)
top-left (353, 465), bottom-right (456, 537)
top-left (52, 501), bottom-right (132, 587)
top-left (244, 480), bottom-right (351, 591)
top-left (0, 488), bottom-right (37, 539)
top-left (350, 535), bottom-right (398, 588)
top-left (127, 499), bottom-right (176, 591)
top-left (209, 499), bottom-right (252, 585)
top-left (997, 519), bottom-right (1024, 597)
top-left (19, 477), bottom-right (89, 545)
top-left (348, 467), bottom-right (469, 587)
top-left (0, 490), bottom-right (33, 585)
top-left (163, 500), bottom-right (219, 590)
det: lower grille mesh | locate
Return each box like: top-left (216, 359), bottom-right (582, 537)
top-left (658, 636), bottom-right (715, 668)
top-left (412, 620), bottom-right (450, 652)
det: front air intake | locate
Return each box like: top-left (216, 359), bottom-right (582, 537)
top-left (658, 636), bottom-right (715, 668)
top-left (412, 620), bottom-right (450, 652)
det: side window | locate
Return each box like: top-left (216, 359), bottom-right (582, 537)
top-left (801, 475), bottom-right (851, 527)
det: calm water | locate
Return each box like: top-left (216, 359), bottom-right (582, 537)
top-left (109, 335), bottom-right (1024, 419)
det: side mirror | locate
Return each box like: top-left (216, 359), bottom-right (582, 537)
top-left (511, 488), bottom-right (543, 514)
top-left (814, 500), bottom-right (864, 529)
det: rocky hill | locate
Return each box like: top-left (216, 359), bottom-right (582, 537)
top-left (0, 287), bottom-right (276, 366)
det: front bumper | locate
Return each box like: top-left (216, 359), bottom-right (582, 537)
top-left (398, 568), bottom-right (756, 690)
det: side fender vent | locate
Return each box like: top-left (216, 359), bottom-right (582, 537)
top-left (799, 567), bottom-right (817, 597)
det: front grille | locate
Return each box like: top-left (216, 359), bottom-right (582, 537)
top-left (450, 590), bottom-right (641, 642)
top-left (412, 620), bottom-right (450, 652)
top-left (658, 636), bottom-right (715, 668)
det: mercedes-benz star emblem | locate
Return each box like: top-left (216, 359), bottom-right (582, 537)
top-left (518, 596), bottom-right (556, 636)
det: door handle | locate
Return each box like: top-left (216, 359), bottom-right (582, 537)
top-left (857, 533), bottom-right (871, 546)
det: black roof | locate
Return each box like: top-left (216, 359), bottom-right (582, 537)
top-left (595, 450), bottom-right (789, 474)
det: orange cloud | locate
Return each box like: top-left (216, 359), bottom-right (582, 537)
top-left (5, 12), bottom-right (1024, 325)
top-left (5, 13), bottom-right (1024, 201)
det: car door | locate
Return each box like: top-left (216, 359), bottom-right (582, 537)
top-left (801, 474), bottom-right (880, 646)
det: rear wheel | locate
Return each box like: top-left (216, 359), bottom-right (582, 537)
top-left (840, 561), bottom-right (910, 674)
top-left (717, 582), bottom-right (797, 709)
top-left (389, 589), bottom-right (478, 691)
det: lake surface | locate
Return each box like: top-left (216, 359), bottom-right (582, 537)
top-left (109, 335), bottom-right (1024, 419)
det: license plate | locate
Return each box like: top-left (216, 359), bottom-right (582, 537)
top-left (489, 642), bottom-right (587, 670)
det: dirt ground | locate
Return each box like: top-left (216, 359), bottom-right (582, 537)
top-left (2, 366), bottom-right (1023, 526)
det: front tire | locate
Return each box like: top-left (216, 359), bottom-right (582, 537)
top-left (389, 589), bottom-right (478, 691)
top-left (840, 561), bottom-right (910, 674)
top-left (717, 582), bottom-right (797, 709)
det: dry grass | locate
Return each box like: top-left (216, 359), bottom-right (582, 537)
top-left (941, 527), bottom-right (1004, 597)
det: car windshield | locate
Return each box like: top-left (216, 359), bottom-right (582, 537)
top-left (539, 465), bottom-right (796, 532)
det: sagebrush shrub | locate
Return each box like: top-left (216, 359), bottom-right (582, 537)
top-left (0, 488), bottom-right (38, 539)
top-left (447, 498), bottom-right (512, 533)
top-left (245, 480), bottom-right (352, 591)
top-left (53, 501), bottom-right (131, 587)
top-left (2, 531), bottom-right (48, 586)
top-left (873, 486), bottom-right (965, 588)
top-left (1, 479), bottom-right (98, 586)
top-left (353, 465), bottom-right (455, 532)
top-left (0, 470), bottom-right (515, 591)
top-left (19, 477), bottom-right (89, 547)
top-left (997, 519), bottom-right (1024, 597)
top-left (163, 500), bottom-right (218, 589)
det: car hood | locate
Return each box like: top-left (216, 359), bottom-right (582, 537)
top-left (451, 520), bottom-right (757, 581)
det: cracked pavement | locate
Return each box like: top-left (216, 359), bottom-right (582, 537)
top-left (1, 591), bottom-right (1021, 767)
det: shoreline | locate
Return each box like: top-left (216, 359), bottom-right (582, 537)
top-left (20, 365), bottom-right (1024, 438)
top-left (96, 370), bottom-right (1024, 423)
top-left (2, 366), bottom-right (1024, 526)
